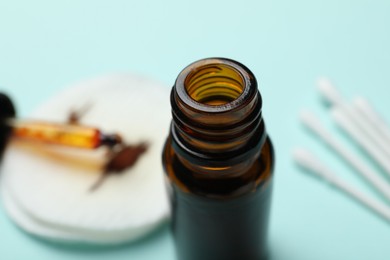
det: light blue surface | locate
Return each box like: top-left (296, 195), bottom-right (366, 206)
top-left (1, 0), bottom-right (390, 259)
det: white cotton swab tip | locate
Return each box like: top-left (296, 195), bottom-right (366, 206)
top-left (293, 148), bottom-right (325, 175)
top-left (299, 110), bottom-right (328, 138)
top-left (317, 77), bottom-right (344, 106)
top-left (353, 97), bottom-right (378, 120)
top-left (293, 147), bottom-right (339, 184)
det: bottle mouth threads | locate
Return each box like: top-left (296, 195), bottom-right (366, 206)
top-left (184, 62), bottom-right (245, 106)
top-left (174, 58), bottom-right (261, 119)
top-left (170, 58), bottom-right (265, 167)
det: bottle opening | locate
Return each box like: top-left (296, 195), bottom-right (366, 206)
top-left (184, 64), bottom-right (245, 106)
top-left (173, 58), bottom-right (260, 124)
top-left (170, 58), bottom-right (265, 169)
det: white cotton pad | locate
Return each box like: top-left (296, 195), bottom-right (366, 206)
top-left (2, 184), bottom-right (165, 244)
top-left (0, 73), bottom-right (171, 244)
top-left (2, 184), bottom-right (167, 244)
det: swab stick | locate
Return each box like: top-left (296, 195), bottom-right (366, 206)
top-left (300, 110), bottom-right (390, 201)
top-left (293, 147), bottom-right (390, 222)
top-left (353, 97), bottom-right (390, 147)
top-left (317, 78), bottom-right (390, 158)
top-left (332, 106), bottom-right (390, 177)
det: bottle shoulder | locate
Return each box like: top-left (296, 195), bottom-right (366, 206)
top-left (162, 136), bottom-right (274, 199)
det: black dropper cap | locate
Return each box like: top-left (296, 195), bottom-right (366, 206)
top-left (0, 93), bottom-right (16, 159)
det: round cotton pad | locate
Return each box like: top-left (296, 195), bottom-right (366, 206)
top-left (2, 185), bottom-right (164, 244)
top-left (1, 73), bottom-right (171, 244)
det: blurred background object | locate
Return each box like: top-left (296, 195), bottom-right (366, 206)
top-left (1, 0), bottom-right (390, 260)
top-left (1, 73), bottom-right (171, 246)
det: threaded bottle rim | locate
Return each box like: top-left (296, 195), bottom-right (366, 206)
top-left (173, 58), bottom-right (261, 124)
top-left (170, 58), bottom-right (266, 168)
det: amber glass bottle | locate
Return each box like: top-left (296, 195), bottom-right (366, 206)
top-left (163, 58), bottom-right (275, 260)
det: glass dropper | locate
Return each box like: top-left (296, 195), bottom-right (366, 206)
top-left (6, 118), bottom-right (122, 149)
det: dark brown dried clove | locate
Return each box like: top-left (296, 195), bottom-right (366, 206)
top-left (65, 104), bottom-right (148, 192)
top-left (89, 142), bottom-right (149, 192)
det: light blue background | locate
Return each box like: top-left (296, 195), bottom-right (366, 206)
top-left (1, 0), bottom-right (390, 259)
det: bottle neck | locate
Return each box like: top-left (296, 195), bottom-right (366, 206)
top-left (170, 58), bottom-right (267, 175)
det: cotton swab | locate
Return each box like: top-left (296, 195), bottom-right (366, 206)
top-left (300, 110), bottom-right (390, 201)
top-left (353, 97), bottom-right (390, 146)
top-left (293, 148), bottom-right (390, 222)
top-left (317, 78), bottom-right (390, 158)
top-left (331, 106), bottom-right (390, 177)
top-left (317, 78), bottom-right (344, 106)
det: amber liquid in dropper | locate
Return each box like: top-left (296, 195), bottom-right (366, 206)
top-left (0, 94), bottom-right (150, 192)
top-left (9, 120), bottom-right (121, 149)
top-left (163, 58), bottom-right (275, 260)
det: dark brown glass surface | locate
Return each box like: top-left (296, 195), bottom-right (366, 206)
top-left (163, 136), bottom-right (274, 260)
top-left (163, 58), bottom-right (275, 260)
